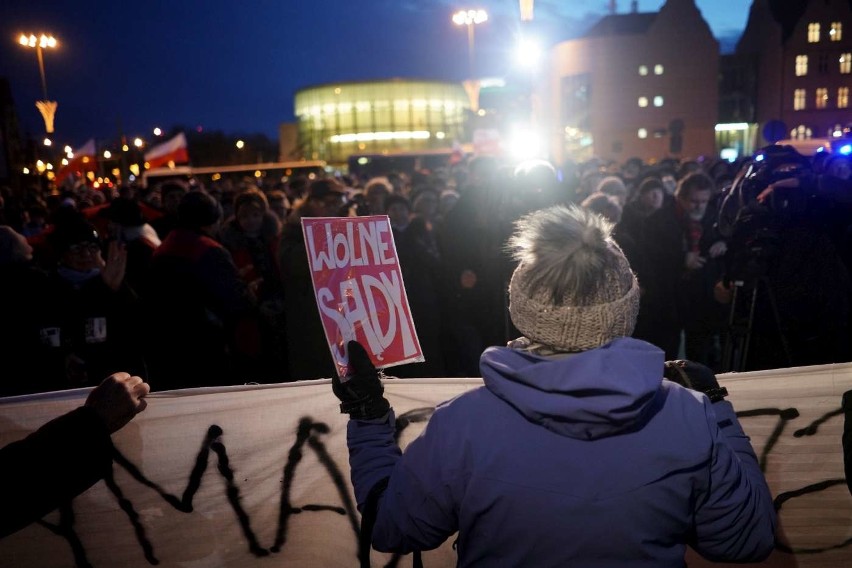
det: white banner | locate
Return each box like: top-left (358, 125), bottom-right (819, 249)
top-left (1, 364), bottom-right (851, 567)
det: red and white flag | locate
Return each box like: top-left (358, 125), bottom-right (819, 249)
top-left (55, 139), bottom-right (96, 185)
top-left (144, 132), bottom-right (189, 169)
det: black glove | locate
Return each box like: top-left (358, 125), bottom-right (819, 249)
top-left (663, 359), bottom-right (728, 403)
top-left (331, 341), bottom-right (391, 420)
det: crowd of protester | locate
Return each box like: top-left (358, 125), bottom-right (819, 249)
top-left (2, 146), bottom-right (852, 396)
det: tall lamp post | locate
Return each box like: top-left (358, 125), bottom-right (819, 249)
top-left (452, 9), bottom-right (488, 78)
top-left (18, 33), bottom-right (59, 134)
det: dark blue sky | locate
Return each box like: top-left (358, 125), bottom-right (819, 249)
top-left (1, 1), bottom-right (750, 147)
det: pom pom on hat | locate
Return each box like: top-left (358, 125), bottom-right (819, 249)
top-left (507, 205), bottom-right (639, 352)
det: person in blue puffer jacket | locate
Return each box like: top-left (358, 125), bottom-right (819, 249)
top-left (333, 204), bottom-right (776, 567)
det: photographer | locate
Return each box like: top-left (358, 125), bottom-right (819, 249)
top-left (717, 146), bottom-right (851, 370)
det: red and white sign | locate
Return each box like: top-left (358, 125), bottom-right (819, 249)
top-left (144, 132), bottom-right (189, 169)
top-left (302, 215), bottom-right (423, 377)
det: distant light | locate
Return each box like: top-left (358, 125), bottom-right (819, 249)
top-left (22, 167), bottom-right (30, 174)
top-left (128, 174), bottom-right (137, 182)
top-left (61, 158), bottom-right (69, 165)
top-left (167, 160), bottom-right (176, 169)
top-left (236, 140), bottom-right (245, 149)
top-left (638, 128), bottom-right (648, 139)
top-left (46, 171), bottom-right (55, 180)
top-left (720, 148), bottom-right (739, 163)
top-left (515, 37), bottom-right (542, 67)
top-left (755, 153), bottom-right (765, 162)
top-left (111, 168), bottom-right (120, 177)
top-left (36, 160), bottom-right (44, 167)
top-left (816, 146), bottom-right (827, 153)
top-left (46, 163), bottom-right (53, 170)
top-left (334, 87), bottom-right (341, 95)
top-left (715, 123), bottom-right (750, 132)
top-left (82, 156), bottom-right (90, 164)
top-left (508, 124), bottom-right (544, 161)
top-left (436, 131), bottom-right (446, 139)
top-left (453, 9), bottom-right (488, 26)
top-left (18, 34), bottom-right (28, 46)
top-left (196, 125), bottom-right (203, 133)
top-left (308, 173), bottom-right (317, 180)
top-left (103, 150), bottom-right (112, 159)
top-left (67, 152), bottom-right (74, 159)
top-left (43, 138), bottom-right (52, 146)
top-left (129, 164), bottom-right (140, 176)
top-left (357, 157), bottom-right (369, 165)
top-left (840, 144), bottom-right (852, 155)
top-left (254, 170), bottom-right (262, 178)
top-left (134, 138), bottom-right (144, 148)
top-left (63, 145), bottom-right (72, 154)
top-left (93, 181), bottom-right (101, 189)
top-left (211, 173), bottom-right (222, 181)
top-left (153, 127), bottom-right (162, 136)
top-left (833, 130), bottom-right (844, 138)
top-left (477, 109), bottom-right (486, 116)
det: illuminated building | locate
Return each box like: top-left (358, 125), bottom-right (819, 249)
top-left (734, 0), bottom-right (852, 145)
top-left (545, 0), bottom-right (719, 163)
top-left (294, 80), bottom-right (471, 164)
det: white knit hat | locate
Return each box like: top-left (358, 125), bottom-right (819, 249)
top-left (507, 205), bottom-right (640, 352)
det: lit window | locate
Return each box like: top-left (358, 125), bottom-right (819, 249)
top-left (654, 64), bottom-right (664, 75)
top-left (638, 96), bottom-right (649, 107)
top-left (638, 128), bottom-right (648, 139)
top-left (831, 22), bottom-right (842, 41)
top-left (841, 53), bottom-right (851, 74)
top-left (653, 96), bottom-right (664, 107)
top-left (792, 125), bottom-right (813, 140)
top-left (638, 65), bottom-right (648, 76)
top-left (808, 22), bottom-right (820, 43)
top-left (840, 87), bottom-right (850, 109)
top-left (796, 55), bottom-right (808, 76)
top-left (794, 89), bottom-right (807, 110)
top-left (816, 88), bottom-right (829, 109)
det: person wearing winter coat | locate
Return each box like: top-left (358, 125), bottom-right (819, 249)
top-left (333, 205), bottom-right (776, 567)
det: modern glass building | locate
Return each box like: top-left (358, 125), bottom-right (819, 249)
top-left (295, 79), bottom-right (470, 164)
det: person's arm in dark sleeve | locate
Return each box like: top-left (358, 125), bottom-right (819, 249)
top-left (0, 406), bottom-right (113, 538)
top-left (692, 398), bottom-right (777, 561)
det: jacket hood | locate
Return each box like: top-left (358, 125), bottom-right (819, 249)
top-left (480, 337), bottom-right (665, 440)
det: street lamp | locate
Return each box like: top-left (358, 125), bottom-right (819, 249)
top-left (452, 9), bottom-right (488, 78)
top-left (236, 139), bottom-right (245, 149)
top-left (18, 33), bottom-right (59, 133)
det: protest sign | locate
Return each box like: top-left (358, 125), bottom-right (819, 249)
top-left (1, 364), bottom-right (851, 567)
top-left (302, 215), bottom-right (423, 377)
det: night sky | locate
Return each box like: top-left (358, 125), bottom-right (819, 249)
top-left (1, 1), bottom-right (752, 147)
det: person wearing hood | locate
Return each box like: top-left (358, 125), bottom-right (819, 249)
top-left (333, 205), bottom-right (776, 566)
top-left (35, 214), bottom-right (145, 391)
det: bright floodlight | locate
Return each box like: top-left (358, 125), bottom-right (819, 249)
top-left (453, 9), bottom-right (487, 26)
top-left (515, 37), bottom-right (542, 67)
top-left (508, 124), bottom-right (545, 161)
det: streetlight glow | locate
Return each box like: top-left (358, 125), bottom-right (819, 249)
top-left (153, 127), bottom-right (162, 136)
top-left (43, 137), bottom-right (52, 146)
top-left (134, 137), bottom-right (144, 148)
top-left (63, 145), bottom-right (72, 154)
top-left (18, 31), bottom-right (59, 133)
top-left (236, 140), bottom-right (245, 149)
top-left (103, 150), bottom-right (112, 159)
top-left (452, 9), bottom-right (487, 26)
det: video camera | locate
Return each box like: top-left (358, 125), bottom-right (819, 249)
top-left (718, 145), bottom-right (814, 282)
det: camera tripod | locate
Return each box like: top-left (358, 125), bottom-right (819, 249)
top-left (720, 276), bottom-right (793, 372)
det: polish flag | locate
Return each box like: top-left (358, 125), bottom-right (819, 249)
top-left (144, 132), bottom-right (189, 169)
top-left (55, 139), bottom-right (97, 185)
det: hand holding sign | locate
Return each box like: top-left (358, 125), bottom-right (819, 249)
top-left (302, 215), bottom-right (424, 376)
top-left (331, 340), bottom-right (391, 420)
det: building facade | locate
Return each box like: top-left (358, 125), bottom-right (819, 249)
top-left (294, 80), bottom-right (470, 165)
top-left (545, 0), bottom-right (719, 164)
top-left (737, 0), bottom-right (852, 145)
